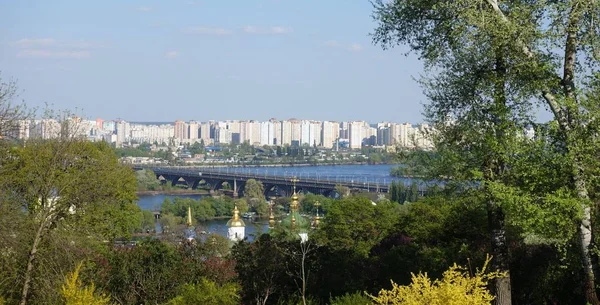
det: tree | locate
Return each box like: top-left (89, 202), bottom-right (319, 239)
top-left (166, 279), bottom-right (240, 305)
top-left (105, 239), bottom-right (182, 305)
top-left (0, 74), bottom-right (29, 140)
top-left (329, 292), bottom-right (372, 305)
top-left (243, 179), bottom-right (265, 213)
top-left (232, 234), bottom-right (288, 305)
top-left (61, 263), bottom-right (111, 305)
top-left (370, 257), bottom-right (503, 305)
top-left (315, 196), bottom-right (398, 258)
top-left (390, 181), bottom-right (398, 203)
top-left (372, 1), bottom-right (600, 303)
top-left (0, 138), bottom-right (139, 305)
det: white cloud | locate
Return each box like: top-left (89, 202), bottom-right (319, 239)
top-left (165, 51), bottom-right (179, 59)
top-left (324, 40), bottom-right (340, 47)
top-left (348, 43), bottom-right (363, 52)
top-left (17, 50), bottom-right (91, 59)
top-left (11, 38), bottom-right (56, 48)
top-left (136, 6), bottom-right (153, 12)
top-left (11, 38), bottom-right (104, 49)
top-left (186, 26), bottom-right (232, 35)
top-left (240, 25), bottom-right (291, 35)
top-left (10, 38), bottom-right (102, 59)
top-left (270, 26), bottom-right (290, 34)
top-left (242, 25), bottom-right (259, 33)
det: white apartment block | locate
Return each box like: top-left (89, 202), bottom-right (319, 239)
top-left (348, 121), bottom-right (368, 149)
top-left (321, 121), bottom-right (339, 148)
top-left (215, 128), bottom-right (232, 144)
top-left (188, 121), bottom-right (199, 140)
top-left (260, 121), bottom-right (275, 145)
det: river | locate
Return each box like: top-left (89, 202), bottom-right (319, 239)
top-left (137, 164), bottom-right (404, 238)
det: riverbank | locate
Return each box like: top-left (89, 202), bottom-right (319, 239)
top-left (168, 161), bottom-right (398, 168)
top-left (136, 189), bottom-right (209, 196)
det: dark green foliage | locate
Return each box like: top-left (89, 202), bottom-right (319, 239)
top-left (329, 292), bottom-right (372, 305)
top-left (161, 196), bottom-right (237, 222)
top-left (103, 239), bottom-right (182, 305)
top-left (314, 196), bottom-right (399, 258)
top-left (231, 234), bottom-right (291, 304)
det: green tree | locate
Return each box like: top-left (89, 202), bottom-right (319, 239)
top-left (330, 292), bottom-right (372, 305)
top-left (315, 196), bottom-right (398, 258)
top-left (233, 198), bottom-right (249, 214)
top-left (166, 279), bottom-right (240, 305)
top-left (390, 181), bottom-right (398, 203)
top-left (232, 234), bottom-right (288, 305)
top-left (105, 239), bottom-right (182, 305)
top-left (140, 210), bottom-right (156, 233)
top-left (0, 73), bottom-right (30, 139)
top-left (371, 1), bottom-right (600, 303)
top-left (0, 138), bottom-right (139, 305)
top-left (373, 0), bottom-right (600, 302)
top-left (136, 169), bottom-right (161, 191)
top-left (61, 263), bottom-right (111, 305)
top-left (244, 179), bottom-right (266, 213)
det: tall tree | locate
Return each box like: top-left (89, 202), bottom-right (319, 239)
top-left (0, 74), bottom-right (29, 140)
top-left (0, 136), bottom-right (139, 305)
top-left (372, 0), bottom-right (600, 303)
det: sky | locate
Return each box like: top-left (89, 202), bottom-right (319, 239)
top-left (0, 0), bottom-right (428, 123)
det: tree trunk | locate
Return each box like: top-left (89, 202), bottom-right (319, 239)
top-left (487, 200), bottom-right (512, 305)
top-left (573, 168), bottom-right (600, 305)
top-left (20, 221), bottom-right (46, 305)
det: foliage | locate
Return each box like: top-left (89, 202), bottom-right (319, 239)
top-left (0, 138), bottom-right (140, 304)
top-left (161, 196), bottom-right (243, 222)
top-left (244, 179), bottom-right (266, 215)
top-left (103, 239), bottom-right (182, 305)
top-left (166, 279), bottom-right (240, 305)
top-left (370, 257), bottom-right (503, 305)
top-left (62, 262), bottom-right (111, 305)
top-left (329, 292), bottom-right (372, 305)
top-left (139, 210), bottom-right (156, 233)
top-left (0, 73), bottom-right (30, 139)
top-left (136, 169), bottom-right (161, 191)
top-left (315, 196), bottom-right (399, 258)
top-left (232, 234), bottom-right (290, 305)
top-left (372, 0), bottom-right (600, 302)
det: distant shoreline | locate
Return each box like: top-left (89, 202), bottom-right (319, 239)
top-left (136, 189), bottom-right (209, 196)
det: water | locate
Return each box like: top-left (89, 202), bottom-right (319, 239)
top-left (138, 164), bottom-right (404, 239)
top-left (137, 194), bottom-right (206, 211)
top-left (196, 164), bottom-right (411, 185)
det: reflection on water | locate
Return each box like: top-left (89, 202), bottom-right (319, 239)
top-left (138, 164), bottom-right (402, 240)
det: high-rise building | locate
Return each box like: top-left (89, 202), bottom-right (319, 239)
top-left (321, 121), bottom-right (339, 148)
top-left (174, 120), bottom-right (187, 141)
top-left (188, 121), bottom-right (199, 140)
top-left (200, 122), bottom-right (211, 143)
top-left (215, 128), bottom-right (232, 144)
top-left (349, 121), bottom-right (368, 149)
top-left (260, 121), bottom-right (275, 145)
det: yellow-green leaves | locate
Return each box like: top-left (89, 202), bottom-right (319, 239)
top-left (370, 256), bottom-right (504, 305)
top-left (62, 263), bottom-right (111, 305)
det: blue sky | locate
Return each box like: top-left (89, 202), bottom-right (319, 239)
top-left (0, 0), bottom-right (427, 123)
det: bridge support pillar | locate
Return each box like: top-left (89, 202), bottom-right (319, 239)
top-left (233, 179), bottom-right (238, 198)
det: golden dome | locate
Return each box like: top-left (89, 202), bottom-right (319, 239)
top-left (268, 205), bottom-right (275, 229)
top-left (227, 205), bottom-right (246, 227)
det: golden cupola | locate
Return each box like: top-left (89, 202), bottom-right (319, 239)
top-left (186, 206), bottom-right (193, 227)
top-left (269, 204), bottom-right (276, 229)
top-left (313, 201), bottom-right (321, 228)
top-left (227, 206), bottom-right (246, 227)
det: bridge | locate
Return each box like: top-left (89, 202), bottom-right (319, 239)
top-left (134, 166), bottom-right (389, 198)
